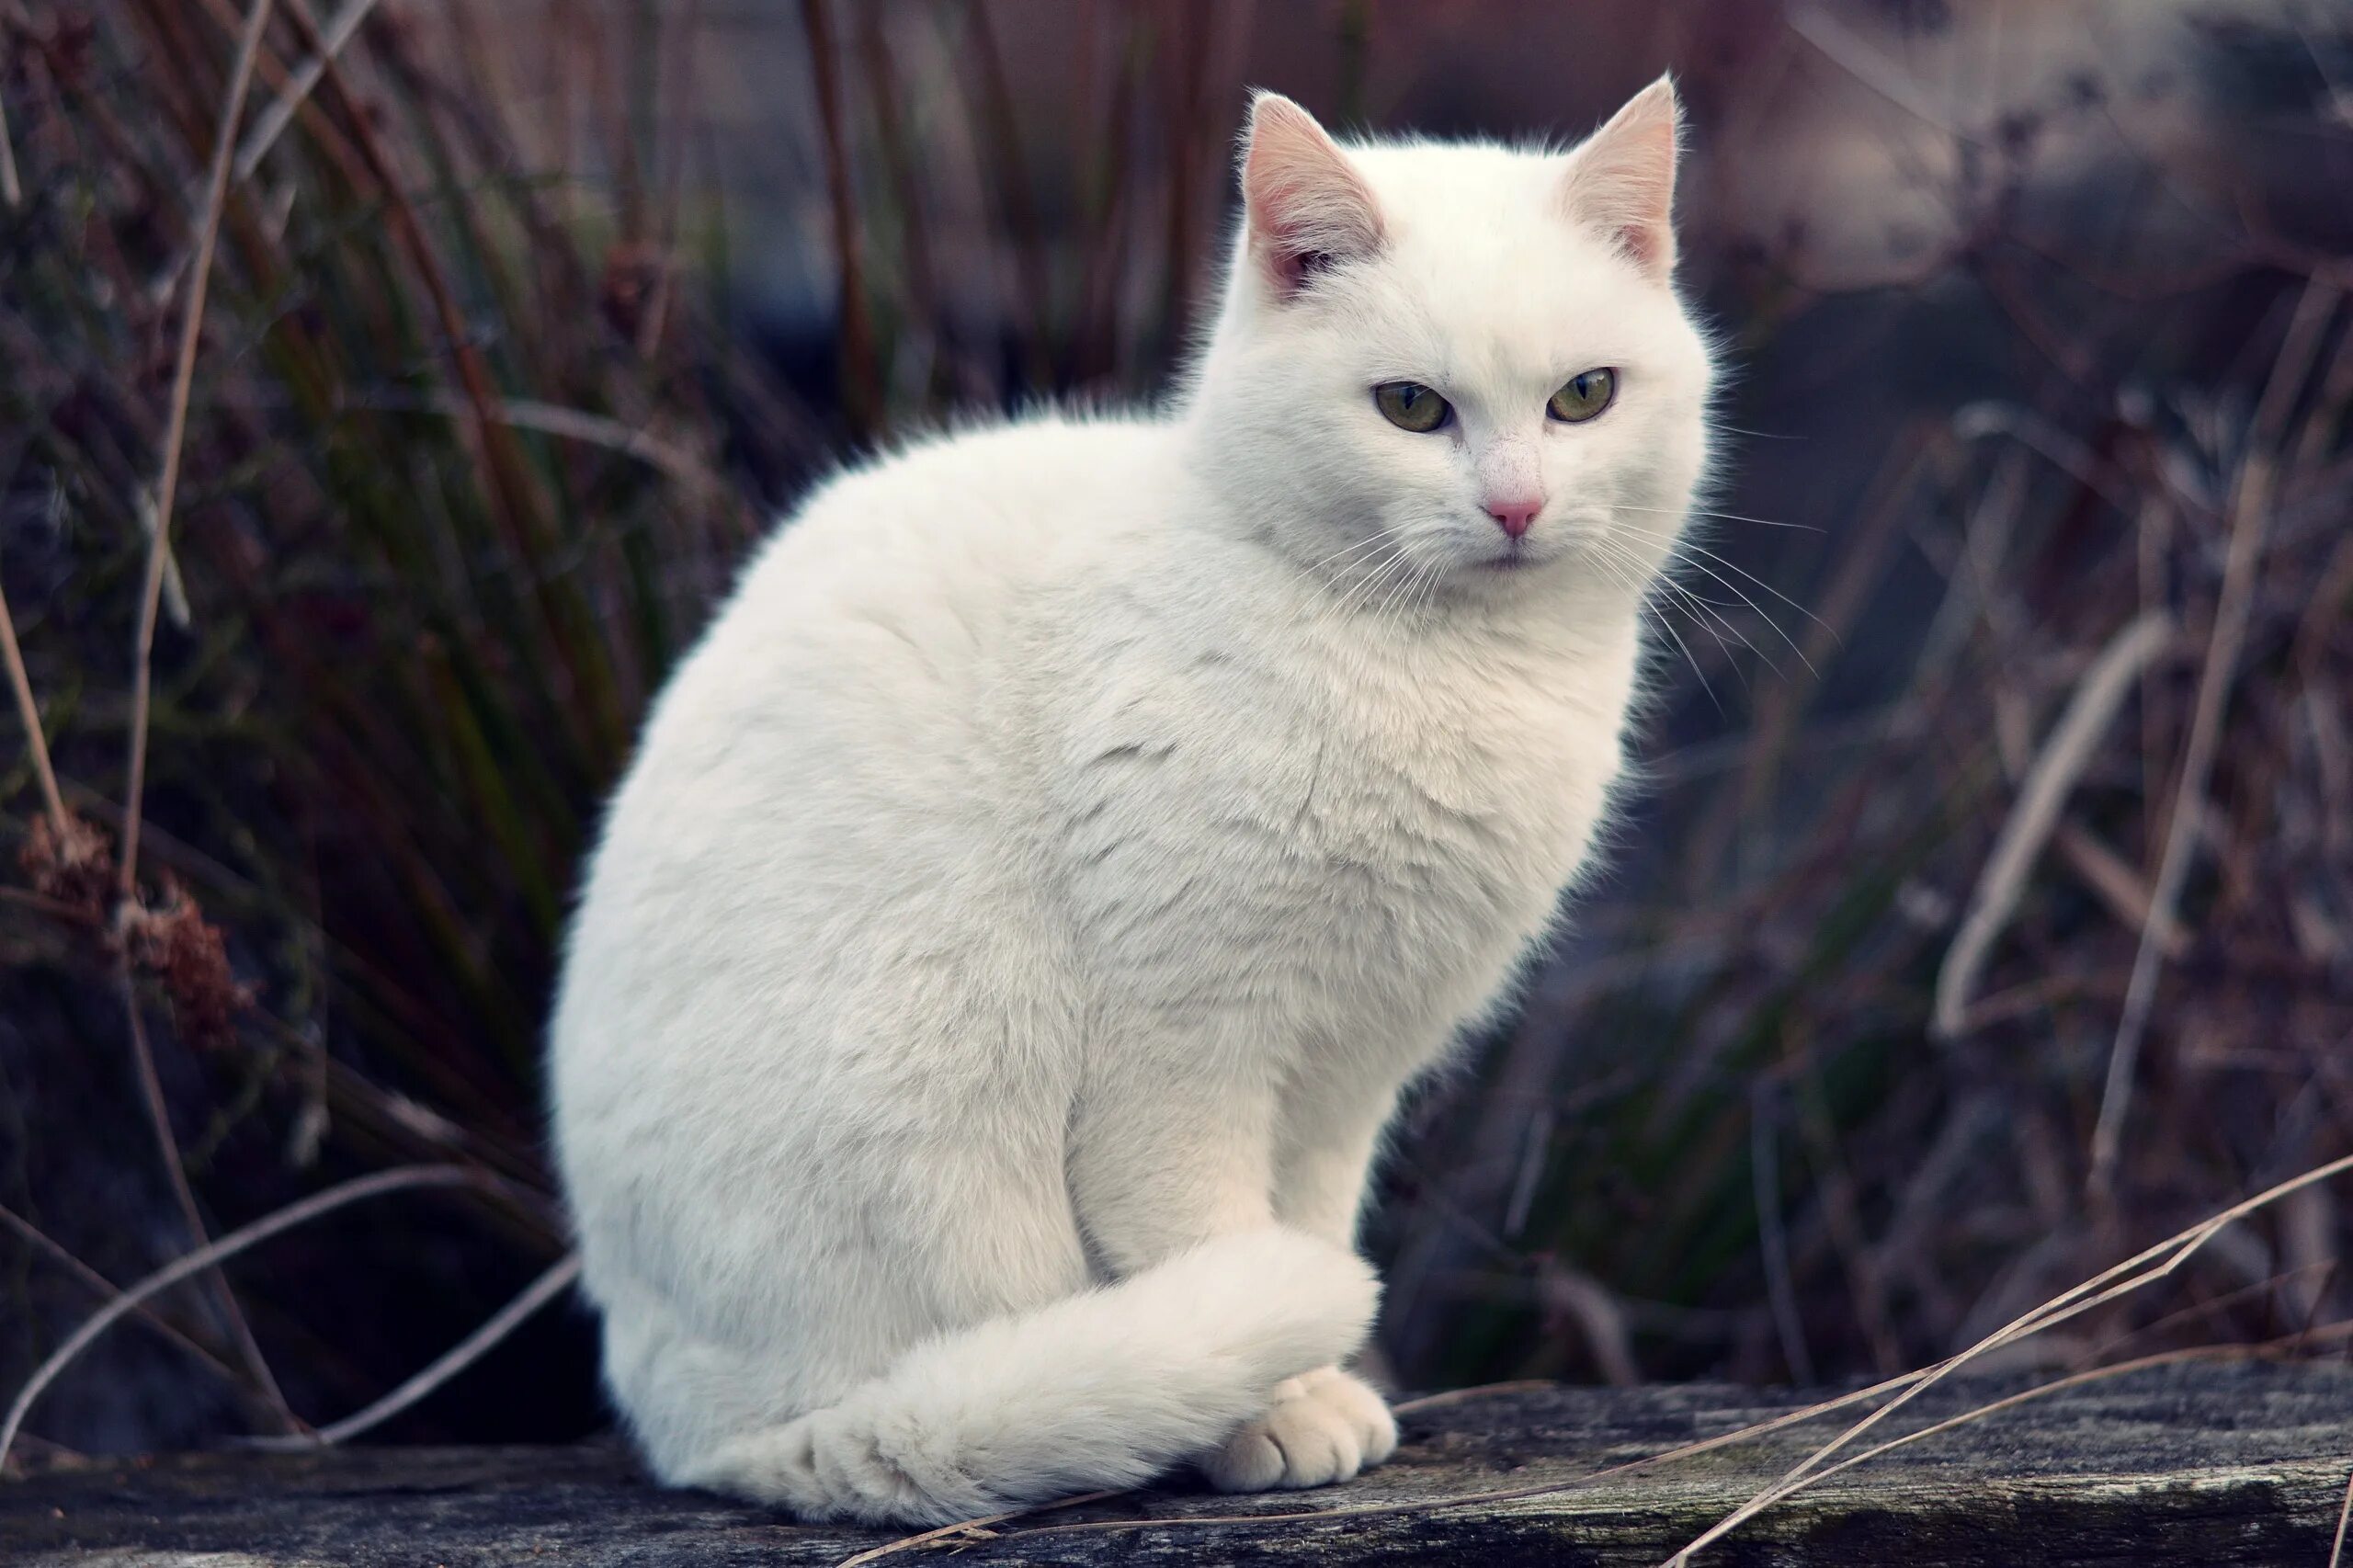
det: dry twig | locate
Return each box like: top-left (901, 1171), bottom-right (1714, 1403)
top-left (1934, 610), bottom-right (2174, 1037)
top-left (245, 1252), bottom-right (581, 1449)
top-left (95, 0), bottom-right (296, 1437)
top-left (0, 580), bottom-right (67, 835)
top-left (1665, 1152), bottom-right (2353, 1562)
top-left (114, 957), bottom-right (297, 1433)
top-left (119, 0), bottom-right (278, 901)
top-left (0, 1165), bottom-right (501, 1471)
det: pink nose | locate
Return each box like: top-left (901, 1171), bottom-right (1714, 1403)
top-left (1484, 495), bottom-right (1542, 539)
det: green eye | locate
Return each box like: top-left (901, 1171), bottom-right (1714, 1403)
top-left (1547, 368), bottom-right (1617, 423)
top-left (1374, 381), bottom-right (1451, 433)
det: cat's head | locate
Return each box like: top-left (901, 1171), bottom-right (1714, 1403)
top-left (1188, 79), bottom-right (1714, 607)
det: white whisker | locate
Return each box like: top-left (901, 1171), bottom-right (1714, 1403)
top-left (1616, 500), bottom-right (1824, 535)
top-left (1584, 544), bottom-right (1725, 715)
top-left (1593, 537), bottom-right (1762, 690)
top-left (1608, 520), bottom-right (1824, 676)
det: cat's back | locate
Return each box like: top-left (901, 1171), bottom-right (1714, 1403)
top-left (558, 411), bottom-right (1178, 1025)
top-left (612, 410), bottom-right (1173, 800)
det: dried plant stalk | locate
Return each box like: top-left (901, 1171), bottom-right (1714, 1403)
top-left (0, 581), bottom-right (67, 835)
top-left (1934, 610), bottom-right (2174, 1038)
top-left (0, 1165), bottom-right (496, 1471)
top-left (120, 0), bottom-right (278, 901)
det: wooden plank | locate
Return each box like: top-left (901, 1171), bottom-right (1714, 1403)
top-left (6, 1362), bottom-right (2351, 1565)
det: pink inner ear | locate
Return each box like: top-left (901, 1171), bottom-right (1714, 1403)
top-left (1562, 78), bottom-right (1682, 278)
top-left (1243, 94), bottom-right (1383, 298)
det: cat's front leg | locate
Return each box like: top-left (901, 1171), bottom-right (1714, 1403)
top-left (1066, 1039), bottom-right (1388, 1493)
top-left (1193, 1078), bottom-right (1404, 1492)
top-left (1066, 1039), bottom-right (1283, 1274)
top-left (1274, 1077), bottom-right (1400, 1251)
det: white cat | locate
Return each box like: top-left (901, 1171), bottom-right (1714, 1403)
top-left (550, 77), bottom-right (1712, 1526)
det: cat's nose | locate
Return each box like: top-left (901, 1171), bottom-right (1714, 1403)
top-left (1483, 495), bottom-right (1543, 539)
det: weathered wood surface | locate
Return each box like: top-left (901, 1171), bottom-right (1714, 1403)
top-left (6, 1362), bottom-right (2351, 1565)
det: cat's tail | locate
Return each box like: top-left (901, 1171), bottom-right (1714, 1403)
top-left (675, 1224), bottom-right (1379, 1526)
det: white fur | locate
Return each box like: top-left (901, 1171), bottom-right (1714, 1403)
top-left (550, 78), bottom-right (1713, 1527)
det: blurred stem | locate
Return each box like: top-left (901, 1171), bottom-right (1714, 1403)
top-left (1154, 0), bottom-right (1215, 376)
top-left (121, 0), bottom-right (277, 903)
top-left (1335, 0), bottom-right (1370, 125)
top-left (229, 0), bottom-right (383, 183)
top-left (0, 77), bottom-right (21, 209)
top-left (188, 0), bottom-right (372, 193)
top-left (856, 5), bottom-right (951, 406)
top-left (801, 0), bottom-right (881, 439)
top-left (1074, 18), bottom-right (1148, 385)
top-left (0, 581), bottom-right (68, 836)
top-left (116, 959), bottom-right (306, 1436)
top-left (963, 0), bottom-right (1055, 390)
top-left (627, 0), bottom-right (659, 238)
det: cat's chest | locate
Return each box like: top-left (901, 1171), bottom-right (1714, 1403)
top-left (1046, 614), bottom-right (1629, 1004)
top-left (1261, 645), bottom-right (1619, 923)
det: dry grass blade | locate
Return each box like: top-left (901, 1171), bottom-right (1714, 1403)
top-left (1388, 1380), bottom-right (1563, 1415)
top-left (832, 1489), bottom-right (1124, 1568)
top-left (119, 0), bottom-right (278, 903)
top-left (0, 579), bottom-right (68, 835)
top-left (0, 1164), bottom-right (495, 1471)
top-left (354, 391), bottom-right (718, 489)
top-left (1780, 1329), bottom-right (2353, 1508)
top-left (1934, 610), bottom-right (2174, 1037)
top-left (2086, 280), bottom-right (2342, 1197)
top-left (244, 1252), bottom-right (581, 1449)
top-left (1662, 1152), bottom-right (2353, 1563)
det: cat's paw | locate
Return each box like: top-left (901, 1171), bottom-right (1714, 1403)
top-left (1199, 1366), bottom-right (1398, 1493)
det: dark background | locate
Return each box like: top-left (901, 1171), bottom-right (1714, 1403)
top-left (3, 0), bottom-right (2350, 1461)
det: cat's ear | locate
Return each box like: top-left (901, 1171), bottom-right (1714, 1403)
top-left (1560, 74), bottom-right (1683, 278)
top-left (1239, 91), bottom-right (1383, 301)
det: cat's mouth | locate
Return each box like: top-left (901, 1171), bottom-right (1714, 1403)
top-left (1478, 544), bottom-right (1540, 573)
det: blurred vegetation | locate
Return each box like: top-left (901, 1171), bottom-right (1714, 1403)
top-left (2, 0), bottom-right (2350, 1459)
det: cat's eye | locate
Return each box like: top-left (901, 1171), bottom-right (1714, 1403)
top-left (1547, 369), bottom-right (1617, 423)
top-left (1374, 381), bottom-right (1452, 433)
